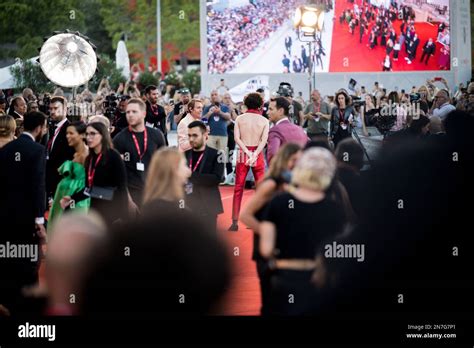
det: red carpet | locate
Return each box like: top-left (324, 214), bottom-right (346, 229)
top-left (39, 186), bottom-right (261, 316)
top-left (329, 0), bottom-right (447, 72)
top-left (215, 186), bottom-right (261, 315)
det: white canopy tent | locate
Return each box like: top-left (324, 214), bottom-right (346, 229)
top-left (0, 57), bottom-right (39, 89)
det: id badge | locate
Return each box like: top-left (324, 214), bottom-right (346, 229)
top-left (341, 123), bottom-right (348, 130)
top-left (213, 116), bottom-right (220, 122)
top-left (184, 181), bottom-right (193, 195)
top-left (136, 162), bottom-right (145, 171)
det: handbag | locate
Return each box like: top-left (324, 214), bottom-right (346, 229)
top-left (85, 186), bottom-right (115, 201)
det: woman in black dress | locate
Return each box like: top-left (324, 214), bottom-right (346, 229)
top-left (240, 143), bottom-right (303, 316)
top-left (61, 122), bottom-right (128, 225)
top-left (259, 147), bottom-right (345, 315)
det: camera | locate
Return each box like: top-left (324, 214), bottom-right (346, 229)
top-left (103, 93), bottom-right (119, 120)
top-left (409, 93), bottom-right (421, 103)
top-left (277, 83), bottom-right (294, 98)
top-left (352, 96), bottom-right (365, 108)
top-left (39, 94), bottom-right (51, 115)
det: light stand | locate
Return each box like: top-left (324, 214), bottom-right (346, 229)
top-left (294, 5), bottom-right (325, 99)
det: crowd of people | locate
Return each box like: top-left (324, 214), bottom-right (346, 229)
top-left (339, 0), bottom-right (450, 71)
top-left (207, 0), bottom-right (303, 74)
top-left (0, 73), bottom-right (473, 317)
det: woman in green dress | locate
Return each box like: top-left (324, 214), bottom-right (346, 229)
top-left (48, 122), bottom-right (90, 230)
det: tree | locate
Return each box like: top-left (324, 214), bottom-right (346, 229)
top-left (100, 0), bottom-right (157, 70)
top-left (10, 59), bottom-right (55, 93)
top-left (161, 0), bottom-right (200, 72)
top-left (78, 0), bottom-right (114, 58)
top-left (0, 0), bottom-right (86, 60)
top-left (89, 54), bottom-right (126, 92)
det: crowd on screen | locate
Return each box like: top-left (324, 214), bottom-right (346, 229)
top-left (207, 0), bottom-right (303, 74)
top-left (0, 73), bottom-right (473, 317)
top-left (339, 0), bottom-right (450, 70)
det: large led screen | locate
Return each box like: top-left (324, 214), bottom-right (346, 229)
top-left (206, 0), bottom-right (450, 73)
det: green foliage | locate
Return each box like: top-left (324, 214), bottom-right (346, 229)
top-left (100, 0), bottom-right (156, 69)
top-left (89, 54), bottom-right (126, 92)
top-left (137, 71), bottom-right (159, 90)
top-left (161, 0), bottom-right (200, 71)
top-left (10, 59), bottom-right (55, 93)
top-left (0, 0), bottom-right (86, 60)
top-left (181, 70), bottom-right (201, 95)
top-left (164, 71), bottom-right (182, 87)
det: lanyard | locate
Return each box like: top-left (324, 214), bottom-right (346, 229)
top-left (339, 109), bottom-right (345, 123)
top-left (87, 153), bottom-right (103, 188)
top-left (47, 122), bottom-right (65, 152)
top-left (129, 127), bottom-right (148, 162)
top-left (189, 152), bottom-right (204, 173)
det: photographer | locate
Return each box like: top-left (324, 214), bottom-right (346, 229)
top-left (173, 88), bottom-right (191, 125)
top-left (111, 95), bottom-right (130, 138)
top-left (303, 89), bottom-right (332, 140)
top-left (277, 83), bottom-right (304, 126)
top-left (202, 90), bottom-right (231, 156)
top-left (330, 90), bottom-right (355, 147)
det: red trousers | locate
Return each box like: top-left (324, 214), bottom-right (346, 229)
top-left (232, 146), bottom-right (265, 220)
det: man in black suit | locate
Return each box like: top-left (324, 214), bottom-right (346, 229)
top-left (420, 38), bottom-right (436, 65)
top-left (0, 111), bottom-right (48, 314)
top-left (406, 33), bottom-right (420, 64)
top-left (185, 120), bottom-right (224, 233)
top-left (145, 85), bottom-right (168, 145)
top-left (284, 36), bottom-right (292, 55)
top-left (46, 96), bottom-right (74, 200)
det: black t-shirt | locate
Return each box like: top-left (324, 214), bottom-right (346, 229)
top-left (113, 126), bottom-right (166, 191)
top-left (190, 150), bottom-right (205, 172)
top-left (289, 100), bottom-right (303, 125)
top-left (262, 192), bottom-right (344, 259)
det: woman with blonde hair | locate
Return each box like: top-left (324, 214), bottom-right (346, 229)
top-left (0, 115), bottom-right (16, 148)
top-left (142, 147), bottom-right (192, 213)
top-left (240, 143), bottom-right (302, 315)
top-left (259, 147), bottom-right (346, 315)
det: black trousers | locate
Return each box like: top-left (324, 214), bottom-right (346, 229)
top-left (255, 258), bottom-right (271, 316)
top-left (420, 51), bottom-right (431, 65)
top-left (266, 269), bottom-right (317, 316)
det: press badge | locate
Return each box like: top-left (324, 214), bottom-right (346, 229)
top-left (136, 162), bottom-right (145, 171)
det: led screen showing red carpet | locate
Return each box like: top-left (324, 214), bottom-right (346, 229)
top-left (206, 0), bottom-right (450, 74)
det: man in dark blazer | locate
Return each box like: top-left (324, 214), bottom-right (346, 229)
top-left (145, 85), bottom-right (168, 145)
top-left (0, 111), bottom-right (48, 314)
top-left (267, 97), bottom-right (308, 164)
top-left (420, 38), bottom-right (436, 65)
top-left (46, 96), bottom-right (74, 200)
top-left (185, 120), bottom-right (224, 233)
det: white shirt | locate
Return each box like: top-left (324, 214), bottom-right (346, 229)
top-left (51, 117), bottom-right (68, 150)
top-left (275, 118), bottom-right (290, 126)
top-left (432, 102), bottom-right (455, 121)
top-left (23, 132), bottom-right (36, 142)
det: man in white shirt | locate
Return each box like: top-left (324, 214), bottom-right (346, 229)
top-left (431, 89), bottom-right (455, 121)
top-left (177, 99), bottom-right (203, 152)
